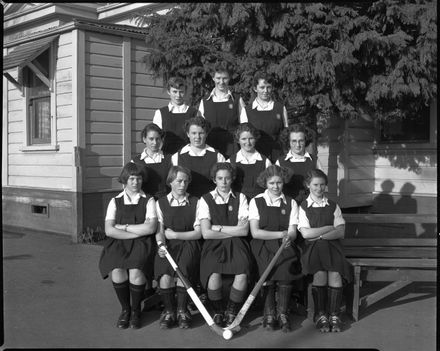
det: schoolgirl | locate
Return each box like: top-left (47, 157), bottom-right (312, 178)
top-left (249, 165), bottom-right (302, 333)
top-left (171, 116), bottom-right (225, 198)
top-left (240, 71), bottom-right (289, 163)
top-left (98, 162), bottom-right (158, 329)
top-left (276, 123), bottom-right (322, 204)
top-left (198, 162), bottom-right (252, 327)
top-left (152, 77), bottom-right (198, 155)
top-left (155, 166), bottom-right (201, 329)
top-left (227, 122), bottom-right (272, 201)
top-left (298, 169), bottom-right (351, 333)
top-left (132, 123), bottom-right (172, 199)
top-left (198, 61), bottom-right (246, 159)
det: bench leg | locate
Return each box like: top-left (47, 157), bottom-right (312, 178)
top-left (352, 265), bottom-right (361, 322)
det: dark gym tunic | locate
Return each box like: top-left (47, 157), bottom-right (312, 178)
top-left (277, 152), bottom-right (317, 204)
top-left (202, 94), bottom-right (241, 159)
top-left (250, 195), bottom-right (302, 281)
top-left (229, 152), bottom-right (268, 200)
top-left (154, 195), bottom-right (201, 285)
top-left (160, 106), bottom-right (198, 155)
top-left (245, 101), bottom-right (285, 163)
top-left (199, 192), bottom-right (252, 289)
top-left (99, 195), bottom-right (156, 280)
top-left (299, 198), bottom-right (352, 282)
top-left (132, 153), bottom-right (172, 199)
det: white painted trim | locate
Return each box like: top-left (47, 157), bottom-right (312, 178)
top-left (72, 29), bottom-right (86, 193)
top-left (3, 78), bottom-right (9, 186)
top-left (122, 36), bottom-right (132, 165)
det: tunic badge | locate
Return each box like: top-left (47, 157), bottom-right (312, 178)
top-left (276, 113), bottom-right (281, 120)
top-left (229, 104), bottom-right (234, 109)
top-left (281, 209), bottom-right (286, 215)
top-left (228, 205), bottom-right (234, 212)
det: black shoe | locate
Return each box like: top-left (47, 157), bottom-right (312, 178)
top-left (116, 309), bottom-right (131, 329)
top-left (213, 313), bottom-right (224, 327)
top-left (315, 313), bottom-right (330, 333)
top-left (129, 310), bottom-right (141, 329)
top-left (262, 314), bottom-right (277, 330)
top-left (278, 313), bottom-right (291, 333)
top-left (159, 311), bottom-right (176, 329)
top-left (177, 309), bottom-right (191, 329)
top-left (224, 312), bottom-right (236, 327)
top-left (329, 314), bottom-right (342, 332)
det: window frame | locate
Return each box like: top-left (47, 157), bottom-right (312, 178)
top-left (20, 41), bottom-right (59, 152)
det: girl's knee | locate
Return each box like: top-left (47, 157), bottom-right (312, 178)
top-left (111, 268), bottom-right (128, 283)
top-left (159, 274), bottom-right (174, 288)
top-left (312, 271), bottom-right (328, 286)
top-left (328, 271), bottom-right (342, 287)
top-left (129, 269), bottom-right (146, 284)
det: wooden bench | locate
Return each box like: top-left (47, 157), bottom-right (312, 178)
top-left (342, 214), bottom-right (437, 321)
top-left (306, 214), bottom-right (437, 321)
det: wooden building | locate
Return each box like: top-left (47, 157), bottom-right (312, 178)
top-left (3, 3), bottom-right (437, 242)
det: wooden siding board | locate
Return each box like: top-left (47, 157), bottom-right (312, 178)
top-left (86, 121), bottom-right (122, 133)
top-left (86, 133), bottom-right (123, 144)
top-left (57, 130), bottom-right (73, 142)
top-left (86, 53), bottom-right (122, 68)
top-left (133, 96), bottom-right (170, 109)
top-left (131, 73), bottom-right (164, 86)
top-left (86, 177), bottom-right (121, 190)
top-left (9, 165), bottom-right (72, 177)
top-left (56, 69), bottom-right (72, 82)
top-left (86, 145), bottom-right (122, 155)
top-left (85, 32), bottom-right (124, 45)
top-left (86, 76), bottom-right (122, 90)
top-left (85, 166), bottom-right (122, 178)
top-left (56, 93), bottom-right (73, 106)
top-left (57, 106), bottom-right (72, 118)
top-left (8, 176), bottom-right (72, 189)
top-left (87, 110), bottom-right (122, 122)
top-left (85, 155), bottom-right (123, 167)
top-left (85, 65), bottom-right (122, 79)
top-left (374, 179), bottom-right (436, 195)
top-left (133, 85), bottom-right (169, 99)
top-left (85, 42), bottom-right (122, 57)
top-left (8, 121), bottom-right (23, 133)
top-left (56, 81), bottom-right (72, 94)
top-left (86, 99), bottom-right (123, 111)
top-left (87, 87), bottom-right (122, 101)
top-left (8, 153), bottom-right (72, 166)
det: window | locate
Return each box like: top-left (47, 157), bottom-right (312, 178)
top-left (379, 105), bottom-right (430, 143)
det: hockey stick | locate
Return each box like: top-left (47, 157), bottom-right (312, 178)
top-left (224, 238), bottom-right (290, 334)
top-left (157, 242), bottom-right (236, 339)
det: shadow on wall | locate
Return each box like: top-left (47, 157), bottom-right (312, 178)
top-left (346, 180), bottom-right (436, 238)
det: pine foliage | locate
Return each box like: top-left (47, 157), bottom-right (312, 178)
top-left (134, 1), bottom-right (437, 128)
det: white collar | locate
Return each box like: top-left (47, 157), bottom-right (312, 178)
top-left (140, 149), bottom-right (164, 162)
top-left (284, 150), bottom-right (312, 161)
top-left (207, 88), bottom-right (234, 101)
top-left (263, 189), bottom-right (287, 205)
top-left (116, 189), bottom-right (147, 199)
top-left (252, 99), bottom-right (274, 110)
top-left (212, 188), bottom-right (236, 202)
top-left (235, 150), bottom-right (263, 164)
top-left (306, 195), bottom-right (330, 207)
top-left (168, 102), bottom-right (189, 113)
top-left (167, 192), bottom-right (190, 205)
top-left (179, 144), bottom-right (215, 156)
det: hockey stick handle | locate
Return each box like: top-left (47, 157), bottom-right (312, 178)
top-left (157, 242), bottom-right (224, 337)
top-left (225, 238), bottom-right (290, 331)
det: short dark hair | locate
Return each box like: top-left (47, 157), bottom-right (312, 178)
top-left (304, 169), bottom-right (328, 186)
top-left (118, 162), bottom-right (146, 185)
top-left (184, 116), bottom-right (211, 134)
top-left (256, 165), bottom-right (290, 189)
top-left (210, 162), bottom-right (236, 181)
top-left (234, 122), bottom-right (260, 143)
top-left (213, 61), bottom-right (233, 77)
top-left (166, 165), bottom-right (192, 186)
top-left (167, 76), bottom-right (186, 91)
top-left (252, 71), bottom-right (275, 88)
top-left (279, 123), bottom-right (313, 150)
top-left (141, 123), bottom-right (164, 140)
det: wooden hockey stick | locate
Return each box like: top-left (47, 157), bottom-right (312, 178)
top-left (157, 242), bottom-right (235, 339)
top-left (224, 238), bottom-right (290, 334)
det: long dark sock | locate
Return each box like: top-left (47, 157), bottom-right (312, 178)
top-left (312, 285), bottom-right (327, 319)
top-left (113, 280), bottom-right (131, 310)
top-left (328, 286), bottom-right (343, 316)
top-left (262, 284), bottom-right (276, 316)
top-left (130, 283), bottom-right (146, 312)
top-left (176, 286), bottom-right (189, 312)
top-left (161, 287), bottom-right (176, 313)
top-left (277, 284), bottom-right (293, 315)
top-left (207, 288), bottom-right (223, 313)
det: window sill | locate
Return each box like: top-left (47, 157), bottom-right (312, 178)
top-left (373, 142), bottom-right (436, 151)
top-left (20, 144), bottom-right (60, 152)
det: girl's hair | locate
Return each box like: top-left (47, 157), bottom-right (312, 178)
top-left (118, 162), bottom-right (147, 185)
top-left (184, 116), bottom-right (211, 134)
top-left (279, 123), bottom-right (313, 150)
top-left (210, 162), bottom-right (236, 181)
top-left (304, 169), bottom-right (328, 186)
top-left (213, 60), bottom-right (233, 77)
top-left (252, 70), bottom-right (275, 88)
top-left (256, 165), bottom-right (290, 188)
top-left (166, 165), bottom-right (192, 186)
top-left (234, 122), bottom-right (260, 142)
top-left (167, 76), bottom-right (186, 91)
top-left (141, 123), bottom-right (164, 140)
